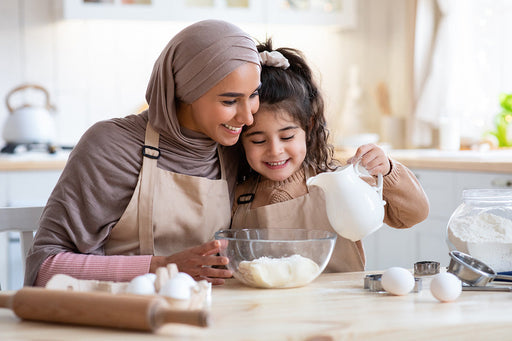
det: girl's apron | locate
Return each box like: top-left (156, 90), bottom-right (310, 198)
top-left (231, 169), bottom-right (365, 272)
top-left (105, 122), bottom-right (231, 256)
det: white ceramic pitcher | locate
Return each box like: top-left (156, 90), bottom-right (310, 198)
top-left (306, 162), bottom-right (386, 241)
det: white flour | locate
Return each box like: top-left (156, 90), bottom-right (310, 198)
top-left (448, 212), bottom-right (512, 271)
top-left (237, 255), bottom-right (320, 288)
top-left (449, 212), bottom-right (512, 243)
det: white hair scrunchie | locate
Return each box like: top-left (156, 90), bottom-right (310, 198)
top-left (259, 50), bottom-right (290, 69)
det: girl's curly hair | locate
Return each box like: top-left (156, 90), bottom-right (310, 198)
top-left (237, 38), bottom-right (339, 182)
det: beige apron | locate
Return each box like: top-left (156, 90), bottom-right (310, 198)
top-left (231, 169), bottom-right (365, 272)
top-left (105, 122), bottom-right (231, 256)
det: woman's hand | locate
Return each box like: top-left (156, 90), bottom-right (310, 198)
top-left (346, 143), bottom-right (391, 176)
top-left (149, 240), bottom-right (232, 285)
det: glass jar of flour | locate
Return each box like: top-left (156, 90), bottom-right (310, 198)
top-left (447, 189), bottom-right (512, 272)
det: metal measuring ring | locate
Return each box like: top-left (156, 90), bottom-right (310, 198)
top-left (364, 274), bottom-right (384, 292)
top-left (414, 261), bottom-right (440, 276)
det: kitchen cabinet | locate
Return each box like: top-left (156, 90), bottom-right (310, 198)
top-left (0, 170), bottom-right (61, 207)
top-left (63, 0), bottom-right (264, 23)
top-left (265, 0), bottom-right (356, 26)
top-left (364, 168), bottom-right (512, 271)
top-left (62, 0), bottom-right (357, 28)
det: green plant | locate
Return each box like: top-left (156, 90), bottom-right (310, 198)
top-left (487, 93), bottom-right (512, 147)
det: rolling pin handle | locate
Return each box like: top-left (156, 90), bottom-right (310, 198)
top-left (0, 293), bottom-right (13, 309)
top-left (153, 305), bottom-right (210, 329)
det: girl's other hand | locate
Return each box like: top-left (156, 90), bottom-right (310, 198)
top-left (149, 239), bottom-right (232, 285)
top-left (346, 143), bottom-right (391, 176)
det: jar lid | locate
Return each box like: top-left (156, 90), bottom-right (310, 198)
top-left (463, 189), bottom-right (512, 202)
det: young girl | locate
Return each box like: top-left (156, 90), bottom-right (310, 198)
top-left (231, 40), bottom-right (429, 272)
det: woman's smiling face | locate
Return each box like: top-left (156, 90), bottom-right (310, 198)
top-left (242, 108), bottom-right (307, 181)
top-left (177, 62), bottom-right (261, 146)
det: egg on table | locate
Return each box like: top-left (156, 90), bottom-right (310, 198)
top-left (430, 272), bottom-right (462, 302)
top-left (381, 267), bottom-right (415, 296)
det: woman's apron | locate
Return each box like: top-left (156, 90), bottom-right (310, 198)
top-left (231, 169), bottom-right (365, 272)
top-left (104, 122), bottom-right (231, 256)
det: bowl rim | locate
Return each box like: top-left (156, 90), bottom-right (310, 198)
top-left (214, 228), bottom-right (337, 242)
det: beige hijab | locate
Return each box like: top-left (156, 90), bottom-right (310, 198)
top-left (25, 20), bottom-right (260, 286)
top-left (146, 19), bottom-right (261, 175)
top-left (147, 20), bottom-right (259, 134)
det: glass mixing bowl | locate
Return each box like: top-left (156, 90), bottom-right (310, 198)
top-left (214, 228), bottom-right (336, 289)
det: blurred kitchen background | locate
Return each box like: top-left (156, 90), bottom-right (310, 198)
top-left (2, 0), bottom-right (512, 151)
top-left (2, 0), bottom-right (512, 290)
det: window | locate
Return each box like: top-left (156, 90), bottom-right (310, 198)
top-left (413, 0), bottom-right (512, 148)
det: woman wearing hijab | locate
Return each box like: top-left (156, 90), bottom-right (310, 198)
top-left (25, 20), bottom-right (261, 286)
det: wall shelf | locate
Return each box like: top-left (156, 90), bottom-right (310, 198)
top-left (62, 0), bottom-right (357, 28)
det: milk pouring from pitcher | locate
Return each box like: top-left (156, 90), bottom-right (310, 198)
top-left (306, 162), bottom-right (386, 241)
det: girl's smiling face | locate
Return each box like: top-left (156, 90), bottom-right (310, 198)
top-left (242, 108), bottom-right (307, 181)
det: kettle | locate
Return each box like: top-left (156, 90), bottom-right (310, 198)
top-left (306, 162), bottom-right (386, 241)
top-left (2, 84), bottom-right (57, 145)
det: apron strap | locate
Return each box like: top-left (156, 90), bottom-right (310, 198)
top-left (138, 121), bottom-right (160, 255)
top-left (230, 175), bottom-right (259, 228)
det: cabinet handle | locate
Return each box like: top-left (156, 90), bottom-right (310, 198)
top-left (491, 179), bottom-right (512, 187)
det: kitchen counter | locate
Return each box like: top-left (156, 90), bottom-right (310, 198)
top-left (1, 148), bottom-right (510, 173)
top-left (1, 271), bottom-right (512, 340)
top-left (0, 151), bottom-right (69, 171)
top-left (336, 148), bottom-right (512, 173)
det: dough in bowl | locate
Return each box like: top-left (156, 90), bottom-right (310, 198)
top-left (237, 254), bottom-right (320, 288)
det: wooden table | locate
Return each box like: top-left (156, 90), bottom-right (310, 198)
top-left (1, 271), bottom-right (512, 340)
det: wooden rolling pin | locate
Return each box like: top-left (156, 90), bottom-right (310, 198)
top-left (0, 287), bottom-right (209, 331)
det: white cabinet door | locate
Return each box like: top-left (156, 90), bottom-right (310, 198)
top-left (364, 169), bottom-right (456, 270)
top-left (413, 217), bottom-right (450, 266)
top-left (408, 169), bottom-right (456, 268)
top-left (454, 171), bottom-right (512, 194)
top-left (413, 169), bottom-right (459, 218)
top-left (4, 170), bottom-right (61, 206)
top-left (0, 172), bottom-right (7, 206)
top-left (0, 174), bottom-right (7, 289)
top-left (363, 223), bottom-right (417, 270)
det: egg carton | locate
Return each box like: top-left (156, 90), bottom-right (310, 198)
top-left (45, 264), bottom-right (211, 310)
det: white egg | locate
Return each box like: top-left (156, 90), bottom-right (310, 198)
top-left (159, 277), bottom-right (193, 300)
top-left (381, 267), bottom-right (415, 296)
top-left (142, 273), bottom-right (157, 283)
top-left (430, 272), bottom-right (462, 302)
top-left (172, 272), bottom-right (197, 287)
top-left (126, 275), bottom-right (156, 295)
